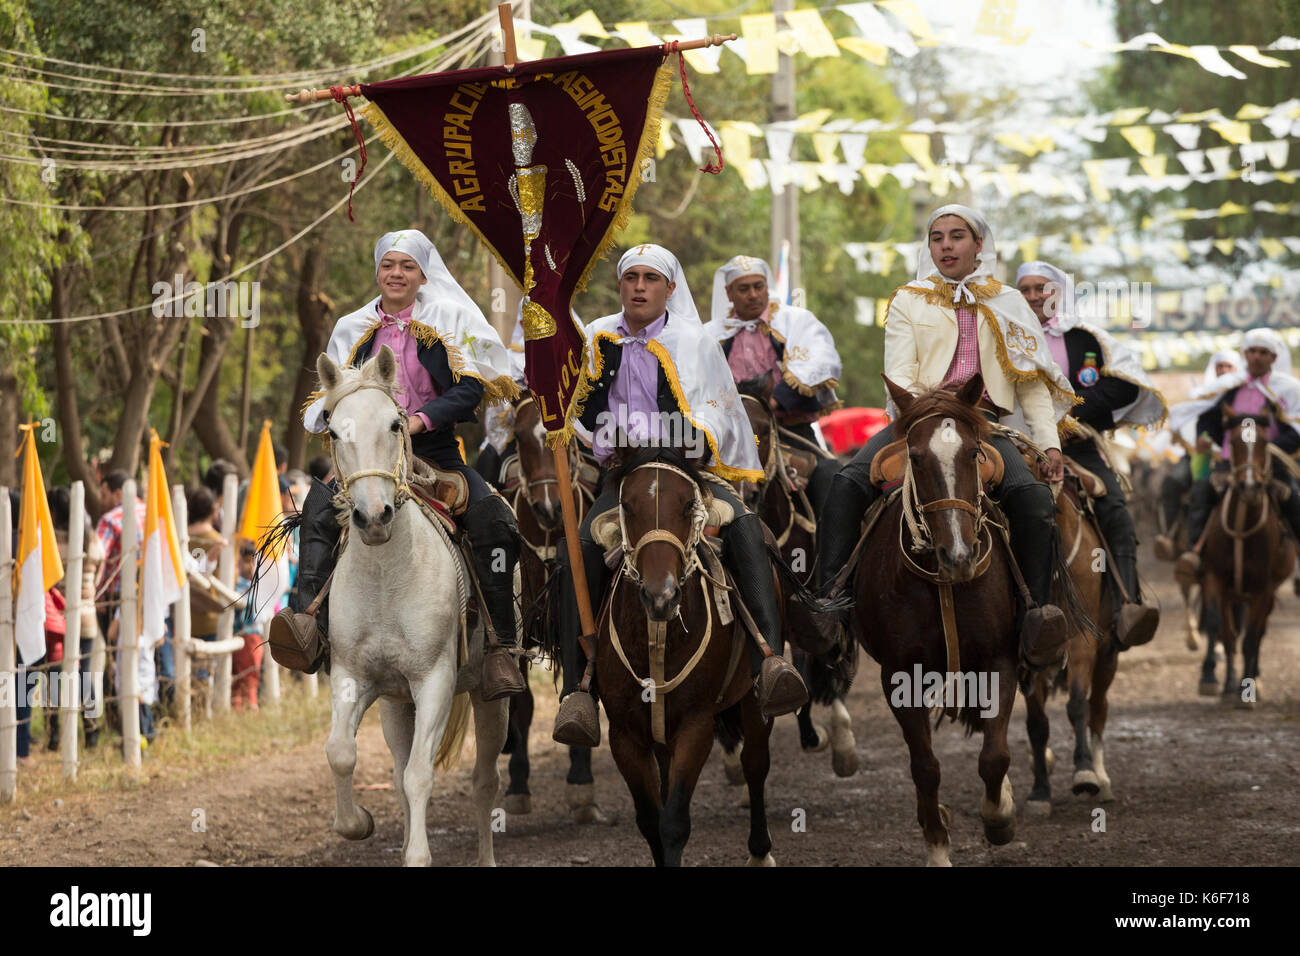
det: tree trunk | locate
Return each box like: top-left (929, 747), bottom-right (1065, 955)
top-left (285, 241), bottom-right (334, 471)
top-left (0, 360), bottom-right (17, 488)
top-left (50, 270), bottom-right (102, 518)
top-left (191, 316), bottom-right (249, 476)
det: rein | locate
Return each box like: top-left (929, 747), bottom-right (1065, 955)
top-left (1219, 439), bottom-right (1275, 595)
top-left (740, 393), bottom-right (818, 548)
top-left (326, 382), bottom-right (427, 511)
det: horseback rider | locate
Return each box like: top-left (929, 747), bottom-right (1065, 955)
top-left (704, 254), bottom-right (842, 518)
top-left (1015, 260), bottom-right (1164, 650)
top-left (288, 229), bottom-right (527, 701)
top-left (551, 243), bottom-right (810, 747)
top-left (1173, 328), bottom-right (1300, 579)
top-left (1155, 349), bottom-right (1242, 557)
top-left (816, 204), bottom-right (1078, 671)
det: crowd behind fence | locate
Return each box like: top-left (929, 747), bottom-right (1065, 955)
top-left (1, 474), bottom-right (317, 802)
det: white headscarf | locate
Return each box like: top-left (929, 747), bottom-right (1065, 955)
top-left (373, 229), bottom-right (484, 319)
top-left (914, 204), bottom-right (998, 305)
top-left (1203, 348), bottom-right (1242, 384)
top-left (1015, 260), bottom-right (1077, 328)
top-left (616, 243), bottom-right (700, 323)
top-left (709, 254), bottom-right (772, 324)
top-left (1242, 327), bottom-right (1292, 378)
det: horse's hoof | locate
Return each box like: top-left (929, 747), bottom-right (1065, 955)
top-left (1071, 770), bottom-right (1101, 796)
top-left (983, 818), bottom-right (1016, 846)
top-left (831, 746), bottom-right (859, 778)
top-left (745, 853), bottom-right (777, 867)
top-left (503, 793), bottom-right (531, 815)
top-left (925, 846), bottom-right (953, 867)
top-left (1198, 679), bottom-right (1219, 697)
top-left (338, 806), bottom-right (374, 841)
top-left (1025, 799), bottom-right (1052, 818)
top-left (1097, 782), bottom-right (1115, 803)
top-left (802, 722), bottom-right (830, 753)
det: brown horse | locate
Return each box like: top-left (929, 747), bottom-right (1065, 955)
top-left (847, 374), bottom-right (1020, 866)
top-left (1024, 469), bottom-right (1118, 814)
top-left (1198, 411), bottom-right (1295, 705)
top-left (733, 378), bottom-right (857, 778)
top-left (499, 394), bottom-right (603, 821)
top-left (598, 446), bottom-right (777, 866)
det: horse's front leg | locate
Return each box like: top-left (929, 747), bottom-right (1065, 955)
top-left (1067, 666), bottom-right (1099, 797)
top-left (978, 664), bottom-right (1017, 847)
top-left (469, 688), bottom-right (510, 866)
top-left (404, 661), bottom-right (458, 867)
top-left (503, 677), bottom-right (533, 815)
top-left (739, 694), bottom-right (776, 865)
top-left (1237, 592), bottom-right (1272, 709)
top-left (326, 665), bottom-right (379, 841)
top-left (379, 698), bottom-right (415, 856)
top-left (1024, 678), bottom-right (1053, 816)
top-left (1089, 641), bottom-right (1119, 802)
top-left (1199, 581), bottom-right (1222, 696)
top-left (660, 713), bottom-right (714, 867)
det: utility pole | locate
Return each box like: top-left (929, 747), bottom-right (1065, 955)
top-left (771, 0), bottom-right (801, 299)
top-left (486, 0), bottom-right (525, 341)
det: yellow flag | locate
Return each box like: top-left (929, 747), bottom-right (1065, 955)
top-left (783, 9), bottom-right (840, 58)
top-left (1139, 155), bottom-right (1167, 179)
top-left (240, 420), bottom-right (285, 559)
top-left (1119, 125), bottom-right (1157, 157)
top-left (838, 37), bottom-right (888, 65)
top-left (1258, 238), bottom-right (1287, 258)
top-left (14, 424), bottom-right (64, 665)
top-left (740, 13), bottom-right (779, 74)
top-left (879, 0), bottom-right (934, 41)
top-left (1209, 120), bottom-right (1252, 145)
top-left (1213, 238), bottom-right (1235, 256)
top-left (899, 132), bottom-right (935, 170)
top-left (1228, 46), bottom-right (1289, 68)
top-left (141, 430), bottom-right (185, 646)
top-left (721, 123), bottom-right (753, 168)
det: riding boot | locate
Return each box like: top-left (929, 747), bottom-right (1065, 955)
top-left (463, 496), bottom-right (526, 701)
top-left (812, 474), bottom-right (874, 646)
top-left (723, 513), bottom-right (809, 718)
top-left (1110, 546), bottom-right (1159, 649)
top-left (552, 536), bottom-right (608, 748)
top-left (1176, 477), bottom-right (1219, 580)
top-left (273, 477), bottom-right (340, 673)
top-left (999, 483), bottom-right (1068, 670)
top-left (805, 457), bottom-right (841, 522)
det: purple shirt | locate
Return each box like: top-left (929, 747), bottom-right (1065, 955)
top-left (372, 301), bottom-right (440, 432)
top-left (1042, 318), bottom-right (1071, 379)
top-left (1223, 374), bottom-right (1278, 458)
top-left (594, 311), bottom-right (668, 463)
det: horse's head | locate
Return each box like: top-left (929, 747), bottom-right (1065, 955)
top-left (512, 394), bottom-right (564, 530)
top-left (885, 373), bottom-right (990, 583)
top-left (737, 375), bottom-right (775, 510)
top-left (611, 446), bottom-right (708, 623)
top-left (1223, 406), bottom-right (1272, 503)
top-left (318, 346), bottom-right (408, 546)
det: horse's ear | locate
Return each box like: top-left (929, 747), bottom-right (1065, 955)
top-left (369, 344), bottom-right (398, 387)
top-left (882, 374), bottom-right (914, 415)
top-left (317, 352), bottom-right (342, 392)
top-left (956, 372), bottom-right (984, 408)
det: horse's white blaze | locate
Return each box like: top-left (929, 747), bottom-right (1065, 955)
top-left (928, 428), bottom-right (967, 563)
top-left (531, 417), bottom-right (547, 448)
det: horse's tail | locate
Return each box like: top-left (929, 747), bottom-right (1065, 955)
top-left (1048, 521), bottom-right (1106, 659)
top-left (434, 692), bottom-right (472, 770)
top-left (764, 538), bottom-right (856, 699)
top-left (806, 637), bottom-right (857, 705)
top-left (245, 510), bottom-right (302, 615)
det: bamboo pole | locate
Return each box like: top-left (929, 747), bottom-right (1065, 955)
top-left (120, 479), bottom-right (141, 770)
top-left (60, 482), bottom-right (84, 780)
top-left (0, 488), bottom-right (15, 803)
top-left (281, 32), bottom-right (736, 102)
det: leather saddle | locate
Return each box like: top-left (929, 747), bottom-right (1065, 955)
top-left (869, 437), bottom-right (1005, 490)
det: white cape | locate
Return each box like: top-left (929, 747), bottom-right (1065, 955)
top-left (303, 291), bottom-right (517, 434)
top-left (1050, 318), bottom-right (1167, 428)
top-left (584, 312), bottom-right (763, 482)
top-left (1167, 369), bottom-right (1300, 441)
top-left (705, 303), bottom-right (841, 406)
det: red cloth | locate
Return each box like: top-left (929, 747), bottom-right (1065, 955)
top-left (232, 630), bottom-right (264, 712)
top-left (359, 45), bottom-right (672, 436)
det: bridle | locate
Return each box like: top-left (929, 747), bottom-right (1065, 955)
top-left (617, 461), bottom-right (709, 590)
top-left (325, 382), bottom-right (415, 511)
top-left (896, 410), bottom-right (995, 586)
top-left (512, 395), bottom-right (585, 519)
top-left (739, 392), bottom-right (818, 548)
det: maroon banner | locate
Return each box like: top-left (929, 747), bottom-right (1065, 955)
top-left (359, 46), bottom-right (673, 440)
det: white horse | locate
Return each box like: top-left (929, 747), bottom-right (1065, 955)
top-left (317, 346), bottom-right (509, 866)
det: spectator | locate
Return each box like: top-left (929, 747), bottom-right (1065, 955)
top-left (307, 454), bottom-right (331, 484)
top-left (49, 487), bottom-right (106, 749)
top-left (273, 442), bottom-right (288, 476)
top-left (95, 469), bottom-right (146, 729)
top-left (232, 540), bottom-right (266, 712)
top-left (186, 486), bottom-right (225, 684)
top-left (203, 459), bottom-right (239, 531)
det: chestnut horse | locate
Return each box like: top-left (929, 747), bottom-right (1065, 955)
top-left (733, 378), bottom-right (857, 779)
top-left (1024, 468), bottom-right (1118, 813)
top-left (598, 446), bottom-right (778, 866)
top-left (499, 394), bottom-right (603, 821)
top-left (1198, 411), bottom-right (1295, 705)
top-left (845, 375), bottom-right (1020, 866)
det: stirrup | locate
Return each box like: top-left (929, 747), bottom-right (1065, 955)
top-left (553, 691), bottom-right (600, 748)
top-left (755, 655), bottom-right (809, 718)
top-left (1020, 605), bottom-right (1067, 671)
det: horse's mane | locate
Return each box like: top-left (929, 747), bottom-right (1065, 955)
top-left (736, 375), bottom-right (773, 403)
top-left (892, 387), bottom-right (990, 440)
top-left (607, 445), bottom-right (708, 492)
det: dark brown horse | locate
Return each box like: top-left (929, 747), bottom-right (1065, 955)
top-left (1198, 411), bottom-right (1295, 705)
top-left (732, 378), bottom-right (857, 779)
top-left (1024, 468), bottom-right (1118, 814)
top-left (598, 446), bottom-right (777, 866)
top-left (847, 374), bottom-right (1020, 866)
top-left (499, 394), bottom-right (603, 821)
